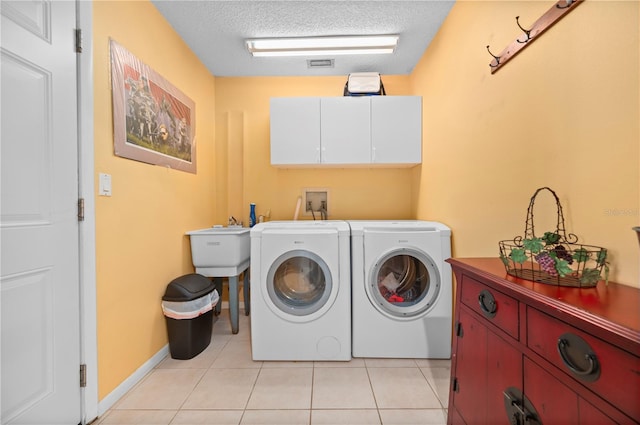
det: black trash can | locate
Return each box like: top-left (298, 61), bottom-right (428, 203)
top-left (162, 273), bottom-right (218, 360)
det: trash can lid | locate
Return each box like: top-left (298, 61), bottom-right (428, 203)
top-left (163, 273), bottom-right (215, 302)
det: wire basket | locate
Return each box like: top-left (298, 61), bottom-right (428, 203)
top-left (498, 187), bottom-right (609, 288)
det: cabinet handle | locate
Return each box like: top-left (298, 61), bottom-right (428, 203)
top-left (478, 289), bottom-right (497, 318)
top-left (557, 337), bottom-right (600, 381)
top-left (503, 387), bottom-right (542, 425)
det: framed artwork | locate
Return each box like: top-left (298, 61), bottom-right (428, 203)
top-left (110, 39), bottom-right (196, 173)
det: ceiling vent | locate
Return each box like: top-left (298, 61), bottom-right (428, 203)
top-left (307, 59), bottom-right (334, 69)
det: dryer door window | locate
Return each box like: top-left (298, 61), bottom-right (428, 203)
top-left (267, 249), bottom-right (333, 317)
top-left (368, 249), bottom-right (441, 318)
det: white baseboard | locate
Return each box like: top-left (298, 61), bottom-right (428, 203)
top-left (97, 344), bottom-right (169, 416)
top-left (95, 304), bottom-right (245, 418)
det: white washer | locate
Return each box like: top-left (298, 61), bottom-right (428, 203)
top-left (349, 220), bottom-right (452, 359)
top-left (250, 220), bottom-right (351, 361)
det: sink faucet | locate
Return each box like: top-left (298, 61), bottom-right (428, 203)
top-left (228, 216), bottom-right (238, 226)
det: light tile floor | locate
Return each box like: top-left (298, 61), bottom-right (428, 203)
top-left (97, 310), bottom-right (451, 425)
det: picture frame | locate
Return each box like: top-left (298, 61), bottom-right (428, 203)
top-left (110, 39), bottom-right (196, 173)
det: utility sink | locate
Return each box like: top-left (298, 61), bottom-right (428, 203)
top-left (186, 227), bottom-right (250, 270)
top-left (186, 226), bottom-right (251, 335)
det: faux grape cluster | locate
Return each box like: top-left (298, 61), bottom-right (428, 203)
top-left (553, 245), bottom-right (574, 264)
top-left (535, 252), bottom-right (557, 277)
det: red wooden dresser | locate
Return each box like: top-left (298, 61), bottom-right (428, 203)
top-left (447, 258), bottom-right (640, 425)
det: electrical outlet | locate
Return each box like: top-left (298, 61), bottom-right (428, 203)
top-left (303, 189), bottom-right (329, 217)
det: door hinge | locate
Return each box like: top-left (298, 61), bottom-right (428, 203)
top-left (80, 364), bottom-right (87, 387)
top-left (75, 28), bottom-right (82, 53)
top-left (78, 198), bottom-right (85, 221)
top-left (452, 377), bottom-right (459, 392)
top-left (456, 321), bottom-right (463, 337)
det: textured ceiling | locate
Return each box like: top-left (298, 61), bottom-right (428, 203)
top-left (150, 1), bottom-right (455, 77)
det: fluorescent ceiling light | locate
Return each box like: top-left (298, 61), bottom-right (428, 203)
top-left (246, 35), bottom-right (399, 57)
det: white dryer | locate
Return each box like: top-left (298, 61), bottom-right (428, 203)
top-left (250, 220), bottom-right (351, 361)
top-left (349, 220), bottom-right (452, 359)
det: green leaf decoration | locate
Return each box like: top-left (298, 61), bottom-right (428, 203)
top-left (554, 258), bottom-right (573, 277)
top-left (510, 248), bottom-right (528, 264)
top-left (604, 264), bottom-right (610, 285)
top-left (499, 253), bottom-right (510, 266)
top-left (572, 248), bottom-right (590, 263)
top-left (542, 232), bottom-right (560, 245)
top-left (596, 249), bottom-right (608, 266)
top-left (523, 238), bottom-right (544, 254)
top-left (580, 268), bottom-right (601, 285)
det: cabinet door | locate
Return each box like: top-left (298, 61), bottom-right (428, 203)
top-left (525, 358), bottom-right (578, 424)
top-left (454, 308), bottom-right (488, 424)
top-left (578, 398), bottom-right (617, 425)
top-left (270, 97), bottom-right (320, 165)
top-left (525, 359), bottom-right (618, 425)
top-left (371, 96), bottom-right (421, 164)
top-left (487, 331), bottom-right (522, 425)
top-left (454, 307), bottom-right (521, 425)
top-left (320, 97), bottom-right (371, 164)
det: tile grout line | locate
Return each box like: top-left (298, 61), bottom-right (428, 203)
top-left (308, 366), bottom-right (315, 425)
top-left (364, 361), bottom-right (384, 425)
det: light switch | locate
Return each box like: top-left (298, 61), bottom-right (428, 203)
top-left (99, 173), bottom-right (112, 196)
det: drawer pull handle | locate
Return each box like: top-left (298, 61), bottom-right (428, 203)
top-left (503, 387), bottom-right (542, 425)
top-left (478, 289), bottom-right (497, 318)
top-left (557, 335), bottom-right (600, 382)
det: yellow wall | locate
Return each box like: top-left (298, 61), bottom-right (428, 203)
top-left (93, 1), bottom-right (217, 398)
top-left (214, 1), bottom-right (639, 285)
top-left (93, 0), bottom-right (639, 404)
top-left (214, 76), bottom-right (416, 225)
top-left (410, 0), bottom-right (639, 285)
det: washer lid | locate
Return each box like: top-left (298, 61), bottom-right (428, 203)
top-left (251, 220), bottom-right (350, 238)
top-left (348, 220), bottom-right (451, 236)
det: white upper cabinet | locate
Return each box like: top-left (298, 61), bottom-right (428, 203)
top-left (270, 96), bottom-right (422, 167)
top-left (371, 96), bottom-right (422, 164)
top-left (270, 97), bottom-right (320, 165)
top-left (320, 97), bottom-right (371, 164)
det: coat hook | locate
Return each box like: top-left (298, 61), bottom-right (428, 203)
top-left (515, 16), bottom-right (532, 43)
top-left (486, 45), bottom-right (500, 67)
top-left (557, 0), bottom-right (574, 9)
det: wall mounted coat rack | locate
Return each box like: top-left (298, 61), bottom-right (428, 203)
top-left (487, 0), bottom-right (584, 74)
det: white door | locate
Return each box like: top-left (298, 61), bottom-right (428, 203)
top-left (1, 1), bottom-right (82, 423)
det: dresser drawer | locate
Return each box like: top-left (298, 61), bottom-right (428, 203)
top-left (460, 275), bottom-right (519, 340)
top-left (527, 307), bottom-right (640, 421)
